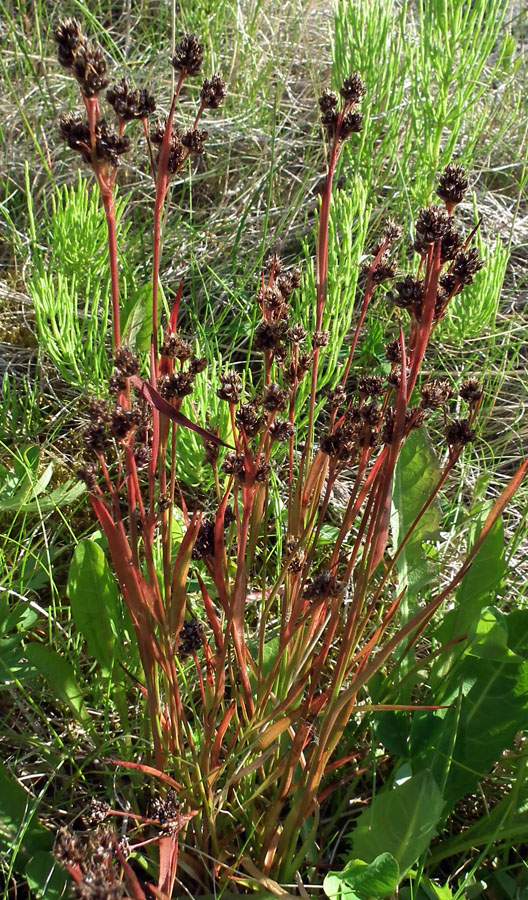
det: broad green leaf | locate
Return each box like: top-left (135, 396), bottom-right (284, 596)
top-left (121, 280), bottom-right (163, 352)
top-left (350, 771), bottom-right (444, 876)
top-left (437, 503), bottom-right (506, 646)
top-left (415, 651), bottom-right (528, 808)
top-left (67, 539), bottom-right (122, 675)
top-left (374, 710), bottom-right (410, 757)
top-left (505, 609), bottom-right (528, 653)
top-left (0, 762), bottom-right (52, 858)
top-left (23, 643), bottom-right (90, 727)
top-left (466, 607), bottom-right (521, 662)
top-left (25, 852), bottom-right (68, 899)
top-left (324, 853), bottom-right (399, 900)
top-left (390, 428), bottom-right (442, 599)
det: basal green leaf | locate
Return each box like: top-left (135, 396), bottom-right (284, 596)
top-left (437, 502), bottom-right (506, 646)
top-left (350, 771), bottom-right (444, 876)
top-left (415, 645), bottom-right (528, 808)
top-left (23, 643), bottom-right (90, 727)
top-left (67, 539), bottom-right (121, 675)
top-left (390, 428), bottom-right (442, 599)
top-left (25, 851), bottom-right (68, 899)
top-left (324, 853), bottom-right (399, 900)
top-left (0, 762), bottom-right (52, 858)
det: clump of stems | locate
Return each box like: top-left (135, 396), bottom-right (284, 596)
top-left (53, 18), bottom-right (528, 897)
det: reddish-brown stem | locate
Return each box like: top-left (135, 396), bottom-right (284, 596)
top-left (99, 186), bottom-right (121, 351)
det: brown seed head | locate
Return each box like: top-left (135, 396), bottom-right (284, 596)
top-left (419, 379), bottom-right (453, 410)
top-left (71, 39), bottom-right (108, 97)
top-left (440, 222), bottom-right (464, 263)
top-left (446, 417), bottom-right (476, 447)
top-left (318, 89), bottom-right (339, 112)
top-left (436, 163), bottom-right (468, 207)
top-left (160, 332), bottom-right (193, 360)
top-left (312, 330), bottom-right (330, 348)
top-left (414, 205), bottom-right (451, 246)
top-left (340, 110), bottom-right (364, 138)
top-left (55, 18), bottom-right (84, 68)
top-left (182, 128), bottom-right (208, 154)
top-left (200, 74), bottom-right (227, 109)
top-left (158, 372), bottom-right (195, 400)
top-left (221, 452), bottom-right (245, 479)
top-left (269, 419), bottom-right (295, 442)
top-left (452, 248), bottom-right (484, 286)
top-left (357, 375), bottom-right (384, 398)
top-left (371, 253), bottom-right (396, 284)
top-left (327, 384), bottom-right (346, 410)
top-left (106, 79), bottom-right (156, 121)
top-left (236, 402), bottom-right (265, 437)
top-left (262, 383), bottom-right (289, 412)
top-left (171, 34), bottom-right (204, 76)
top-left (288, 322), bottom-right (307, 343)
top-left (385, 338), bottom-right (402, 364)
top-left (217, 370), bottom-right (243, 404)
top-left (192, 519), bottom-right (215, 559)
top-left (114, 346), bottom-right (139, 376)
top-left (76, 462), bottom-right (98, 490)
top-left (339, 73), bottom-right (366, 104)
top-left (177, 619), bottom-right (203, 657)
top-left (253, 320), bottom-right (288, 354)
top-left (459, 378), bottom-right (482, 404)
top-left (392, 275), bottom-right (423, 311)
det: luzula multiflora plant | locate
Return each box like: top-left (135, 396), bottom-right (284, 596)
top-left (54, 19), bottom-right (528, 897)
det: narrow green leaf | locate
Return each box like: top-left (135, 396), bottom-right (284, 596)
top-left (67, 539), bottom-right (121, 675)
top-left (350, 771), bottom-right (444, 876)
top-left (324, 853), bottom-right (399, 900)
top-left (23, 644), bottom-right (90, 726)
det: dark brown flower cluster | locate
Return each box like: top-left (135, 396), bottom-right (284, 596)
top-left (217, 370), bottom-right (243, 404)
top-left (171, 33), bottom-right (204, 77)
top-left (436, 163), bottom-right (469, 209)
top-left (150, 788), bottom-right (180, 827)
top-left (54, 824), bottom-right (126, 900)
top-left (303, 569), bottom-right (343, 600)
top-left (59, 114), bottom-right (130, 168)
top-left (253, 259), bottom-right (312, 391)
top-left (80, 386), bottom-right (151, 471)
top-left (383, 166), bottom-right (483, 324)
top-left (177, 619), bottom-right (203, 657)
top-left (192, 507), bottom-right (235, 560)
top-left (157, 342), bottom-right (206, 401)
top-left (56, 23), bottom-right (223, 180)
top-left (200, 74), bottom-right (228, 109)
top-left (106, 79), bottom-right (156, 122)
top-left (381, 407), bottom-right (426, 445)
top-left (318, 73), bottom-right (366, 141)
top-left (55, 18), bottom-right (107, 96)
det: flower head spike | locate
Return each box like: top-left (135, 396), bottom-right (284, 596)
top-left (106, 79), bottom-right (156, 121)
top-left (437, 163), bottom-right (468, 209)
top-left (200, 74), bottom-right (227, 109)
top-left (171, 33), bottom-right (204, 76)
top-left (339, 73), bottom-right (366, 104)
top-left (54, 18), bottom-right (84, 68)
